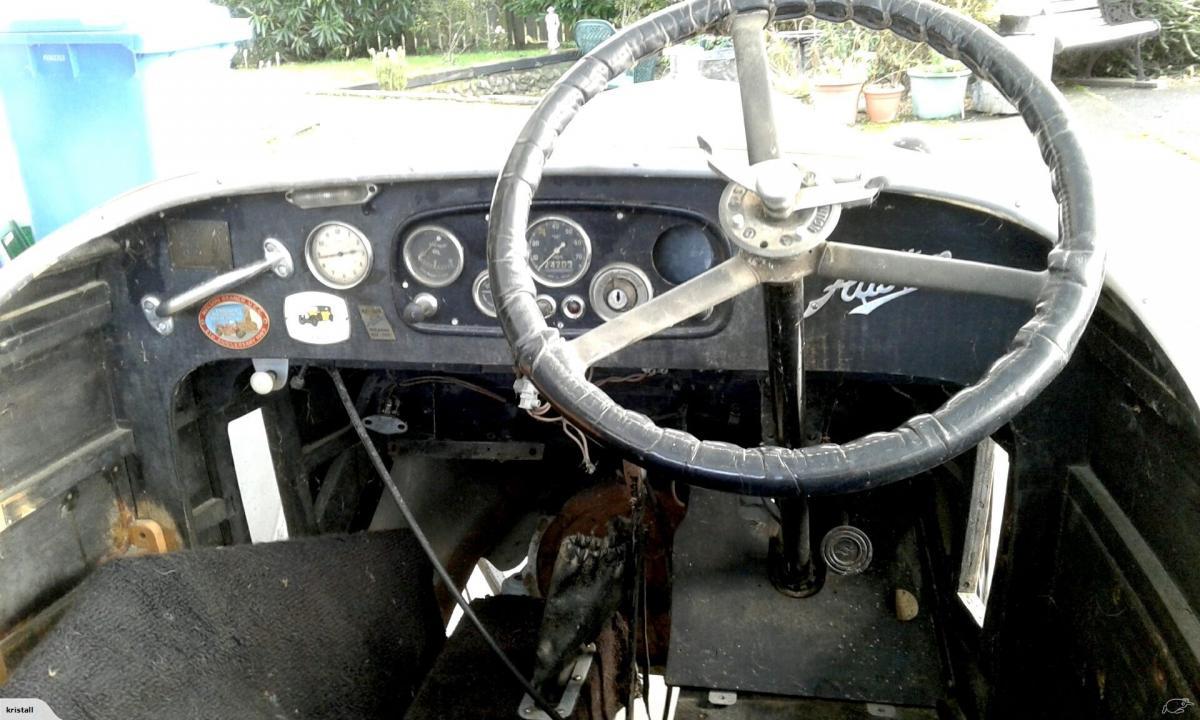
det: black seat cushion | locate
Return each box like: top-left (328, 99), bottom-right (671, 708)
top-left (2, 531), bottom-right (443, 720)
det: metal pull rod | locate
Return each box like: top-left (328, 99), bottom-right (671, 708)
top-left (141, 238), bottom-right (293, 336)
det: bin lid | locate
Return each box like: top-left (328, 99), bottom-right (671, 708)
top-left (0, 0), bottom-right (251, 53)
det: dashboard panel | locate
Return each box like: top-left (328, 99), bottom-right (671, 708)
top-left (116, 174), bottom-right (1051, 388)
top-left (391, 202), bottom-right (730, 337)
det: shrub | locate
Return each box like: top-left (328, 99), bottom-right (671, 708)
top-left (500, 0), bottom-right (672, 35)
top-left (371, 47), bottom-right (410, 90)
top-left (784, 0), bottom-right (999, 83)
top-left (1133, 0), bottom-right (1200, 73)
top-left (216, 0), bottom-right (415, 61)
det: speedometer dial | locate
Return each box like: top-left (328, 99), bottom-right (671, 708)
top-left (402, 225), bottom-right (464, 288)
top-left (528, 216), bottom-right (591, 287)
top-left (305, 221), bottom-right (373, 289)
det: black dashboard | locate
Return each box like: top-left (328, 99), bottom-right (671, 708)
top-left (114, 174), bottom-right (1050, 389)
top-left (390, 200), bottom-right (729, 339)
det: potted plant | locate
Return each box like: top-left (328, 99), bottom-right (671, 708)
top-left (808, 51), bottom-right (871, 126)
top-left (906, 57), bottom-right (971, 120)
top-left (862, 70), bottom-right (904, 123)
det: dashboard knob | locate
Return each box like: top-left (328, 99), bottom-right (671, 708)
top-left (250, 370), bottom-right (277, 396)
top-left (403, 292), bottom-right (439, 325)
top-left (535, 294), bottom-right (557, 319)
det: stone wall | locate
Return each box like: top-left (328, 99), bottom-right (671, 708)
top-left (432, 62), bottom-right (573, 97)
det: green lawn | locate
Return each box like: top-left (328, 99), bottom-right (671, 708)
top-left (241, 49), bottom-right (557, 89)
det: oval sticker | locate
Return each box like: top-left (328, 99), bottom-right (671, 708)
top-left (198, 293), bottom-right (270, 349)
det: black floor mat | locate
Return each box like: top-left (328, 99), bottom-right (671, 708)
top-left (2, 531), bottom-right (443, 720)
top-left (405, 596), bottom-right (544, 720)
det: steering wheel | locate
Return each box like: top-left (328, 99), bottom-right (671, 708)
top-left (487, 0), bottom-right (1102, 497)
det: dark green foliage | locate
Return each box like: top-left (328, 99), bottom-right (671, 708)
top-left (1074, 0), bottom-right (1199, 75)
top-left (1138, 0), bottom-right (1200, 72)
top-left (216, 0), bottom-right (416, 61)
top-left (500, 0), bottom-right (672, 35)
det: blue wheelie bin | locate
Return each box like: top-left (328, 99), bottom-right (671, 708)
top-left (0, 1), bottom-right (250, 239)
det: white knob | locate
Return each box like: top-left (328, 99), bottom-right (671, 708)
top-left (250, 370), bottom-right (277, 395)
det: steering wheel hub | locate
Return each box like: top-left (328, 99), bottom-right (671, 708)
top-left (718, 172), bottom-right (842, 259)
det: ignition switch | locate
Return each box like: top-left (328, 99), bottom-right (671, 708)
top-left (588, 263), bottom-right (654, 321)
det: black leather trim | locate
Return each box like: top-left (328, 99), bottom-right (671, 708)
top-left (487, 0), bottom-right (1102, 496)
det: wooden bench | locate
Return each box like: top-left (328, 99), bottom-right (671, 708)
top-left (1027, 0), bottom-right (1161, 84)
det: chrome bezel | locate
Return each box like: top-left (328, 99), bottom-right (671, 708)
top-left (588, 262), bottom-right (654, 321)
top-left (304, 221), bottom-right (374, 290)
top-left (527, 215), bottom-right (592, 288)
top-left (472, 270), bottom-right (497, 318)
top-left (561, 294), bottom-right (587, 320)
top-left (402, 225), bottom-right (465, 289)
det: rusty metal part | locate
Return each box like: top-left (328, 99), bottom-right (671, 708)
top-left (109, 499), bottom-right (183, 557)
top-left (579, 615), bottom-right (630, 720)
top-left (129, 519), bottom-right (169, 554)
top-left (532, 521), bottom-right (630, 698)
top-left (535, 474), bottom-right (685, 669)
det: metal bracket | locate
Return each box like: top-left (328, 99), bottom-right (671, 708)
top-left (142, 238), bottom-right (293, 336)
top-left (517, 645), bottom-right (595, 719)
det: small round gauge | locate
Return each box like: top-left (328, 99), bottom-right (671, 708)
top-left (403, 225), bottom-right (465, 288)
top-left (472, 271), bottom-right (497, 318)
top-left (305, 221), bottom-right (373, 289)
top-left (527, 216), bottom-right (592, 287)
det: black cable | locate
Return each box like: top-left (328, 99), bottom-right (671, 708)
top-left (641, 550), bottom-right (652, 720)
top-left (638, 482), bottom-right (652, 720)
top-left (329, 369), bottom-right (565, 720)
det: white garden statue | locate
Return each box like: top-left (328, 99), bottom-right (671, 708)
top-left (545, 7), bottom-right (561, 52)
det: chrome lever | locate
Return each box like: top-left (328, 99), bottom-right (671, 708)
top-left (141, 238), bottom-right (293, 336)
top-left (698, 135), bottom-right (885, 215)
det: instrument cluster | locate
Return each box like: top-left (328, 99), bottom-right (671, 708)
top-left (391, 204), bottom-right (731, 338)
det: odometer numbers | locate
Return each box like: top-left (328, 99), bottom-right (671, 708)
top-left (528, 216), bottom-right (591, 287)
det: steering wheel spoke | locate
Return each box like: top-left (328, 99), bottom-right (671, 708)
top-left (568, 254), bottom-right (763, 368)
top-left (818, 242), bottom-right (1048, 303)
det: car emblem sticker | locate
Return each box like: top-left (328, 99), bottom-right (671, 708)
top-left (284, 291), bottom-right (351, 345)
top-left (803, 249), bottom-right (952, 318)
top-left (198, 294), bottom-right (270, 349)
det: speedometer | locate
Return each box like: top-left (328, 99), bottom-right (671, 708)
top-left (528, 216), bottom-right (591, 287)
top-left (402, 225), bottom-right (464, 288)
top-left (305, 221), bottom-right (373, 289)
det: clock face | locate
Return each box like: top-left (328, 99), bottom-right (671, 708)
top-left (305, 222), bottom-right (373, 289)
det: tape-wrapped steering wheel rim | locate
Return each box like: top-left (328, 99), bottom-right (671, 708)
top-left (487, 0), bottom-right (1103, 497)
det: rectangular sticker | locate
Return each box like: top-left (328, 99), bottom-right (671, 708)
top-left (358, 304), bottom-right (396, 341)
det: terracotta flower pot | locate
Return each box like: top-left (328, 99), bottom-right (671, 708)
top-left (810, 75), bottom-right (865, 126)
top-left (863, 83), bottom-right (904, 123)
